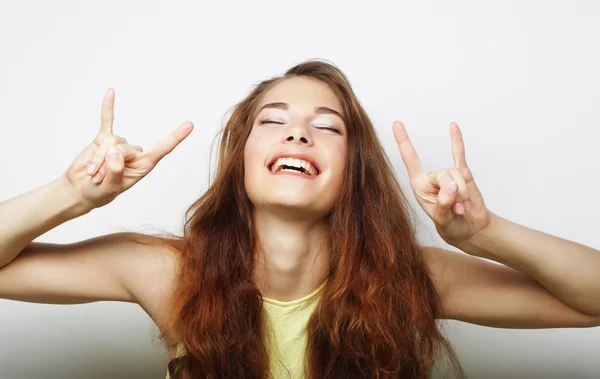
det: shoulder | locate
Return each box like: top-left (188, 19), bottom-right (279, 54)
top-left (112, 232), bottom-right (182, 289)
top-left (419, 244), bottom-right (502, 294)
top-left (418, 245), bottom-right (487, 319)
top-left (419, 245), bottom-right (452, 295)
top-left (419, 245), bottom-right (487, 305)
top-left (115, 232), bottom-right (182, 338)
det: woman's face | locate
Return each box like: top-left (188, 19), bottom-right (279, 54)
top-left (244, 76), bottom-right (348, 219)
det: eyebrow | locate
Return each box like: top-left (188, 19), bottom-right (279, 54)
top-left (258, 102), bottom-right (345, 122)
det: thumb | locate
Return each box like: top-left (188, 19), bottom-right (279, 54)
top-left (434, 181), bottom-right (459, 227)
top-left (103, 147), bottom-right (125, 188)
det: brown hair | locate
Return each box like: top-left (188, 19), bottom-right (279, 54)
top-left (158, 59), bottom-right (464, 378)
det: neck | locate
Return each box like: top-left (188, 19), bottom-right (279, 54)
top-left (252, 208), bottom-right (330, 302)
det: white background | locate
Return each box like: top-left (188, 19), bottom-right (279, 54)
top-left (0, 1), bottom-right (599, 378)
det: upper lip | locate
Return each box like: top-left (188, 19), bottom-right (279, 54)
top-left (266, 152), bottom-right (321, 175)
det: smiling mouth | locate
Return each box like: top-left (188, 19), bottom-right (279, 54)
top-left (267, 161), bottom-right (320, 176)
top-left (267, 165), bottom-right (318, 179)
top-left (272, 164), bottom-right (310, 175)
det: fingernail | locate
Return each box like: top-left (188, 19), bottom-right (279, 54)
top-left (455, 202), bottom-right (464, 214)
top-left (92, 173), bottom-right (101, 183)
top-left (86, 163), bottom-right (96, 175)
top-left (107, 147), bottom-right (119, 159)
top-left (445, 181), bottom-right (457, 194)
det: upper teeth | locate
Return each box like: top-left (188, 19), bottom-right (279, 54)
top-left (270, 157), bottom-right (317, 176)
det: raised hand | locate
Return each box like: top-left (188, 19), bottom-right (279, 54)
top-left (63, 88), bottom-right (194, 210)
top-left (393, 121), bottom-right (492, 246)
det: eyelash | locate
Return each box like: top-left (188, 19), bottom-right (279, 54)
top-left (259, 120), bottom-right (342, 134)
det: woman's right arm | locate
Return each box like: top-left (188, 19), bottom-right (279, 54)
top-left (0, 175), bottom-right (178, 307)
top-left (0, 176), bottom-right (166, 304)
top-left (0, 88), bottom-right (192, 306)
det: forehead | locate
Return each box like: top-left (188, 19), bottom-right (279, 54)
top-left (258, 76), bottom-right (344, 115)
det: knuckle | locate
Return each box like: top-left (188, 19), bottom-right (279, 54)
top-left (91, 150), bottom-right (104, 163)
top-left (463, 167), bottom-right (473, 177)
top-left (112, 145), bottom-right (125, 154)
top-left (113, 134), bottom-right (127, 144)
top-left (115, 145), bottom-right (133, 158)
top-left (140, 161), bottom-right (154, 172)
top-left (105, 135), bottom-right (120, 145)
top-left (96, 132), bottom-right (109, 141)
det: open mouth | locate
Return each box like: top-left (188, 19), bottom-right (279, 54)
top-left (267, 156), bottom-right (321, 177)
top-left (268, 164), bottom-right (319, 178)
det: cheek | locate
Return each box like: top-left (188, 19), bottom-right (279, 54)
top-left (322, 152), bottom-right (346, 195)
top-left (332, 144), bottom-right (347, 179)
top-left (243, 134), bottom-right (266, 186)
top-left (244, 134), bottom-right (261, 169)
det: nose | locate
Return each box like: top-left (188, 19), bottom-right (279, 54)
top-left (282, 124), bottom-right (313, 146)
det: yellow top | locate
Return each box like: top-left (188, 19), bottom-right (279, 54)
top-left (166, 281), bottom-right (325, 379)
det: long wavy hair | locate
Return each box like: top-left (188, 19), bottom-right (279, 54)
top-left (155, 59), bottom-right (464, 378)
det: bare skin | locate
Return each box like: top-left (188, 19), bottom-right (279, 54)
top-left (1, 80), bottom-right (599, 366)
top-left (244, 76), bottom-right (347, 302)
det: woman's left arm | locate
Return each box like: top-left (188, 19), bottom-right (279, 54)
top-left (393, 120), bottom-right (600, 326)
top-left (457, 212), bottom-right (600, 317)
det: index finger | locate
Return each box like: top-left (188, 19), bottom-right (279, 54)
top-left (99, 88), bottom-right (115, 135)
top-left (393, 120), bottom-right (425, 179)
top-left (146, 122), bottom-right (194, 164)
top-left (449, 122), bottom-right (468, 169)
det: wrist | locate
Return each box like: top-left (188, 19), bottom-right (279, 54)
top-left (54, 175), bottom-right (94, 220)
top-left (456, 211), bottom-right (504, 258)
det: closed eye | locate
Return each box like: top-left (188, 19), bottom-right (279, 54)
top-left (259, 120), bottom-right (284, 125)
top-left (315, 126), bottom-right (342, 134)
top-left (259, 120), bottom-right (342, 134)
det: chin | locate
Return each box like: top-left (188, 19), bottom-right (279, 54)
top-left (267, 198), bottom-right (315, 211)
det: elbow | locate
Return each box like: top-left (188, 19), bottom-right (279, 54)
top-left (586, 313), bottom-right (600, 328)
top-left (577, 311), bottom-right (600, 328)
top-left (585, 317), bottom-right (600, 328)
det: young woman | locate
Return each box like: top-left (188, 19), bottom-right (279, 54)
top-left (0, 60), bottom-right (598, 379)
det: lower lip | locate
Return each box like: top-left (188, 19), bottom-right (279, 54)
top-left (267, 167), bottom-right (318, 180)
